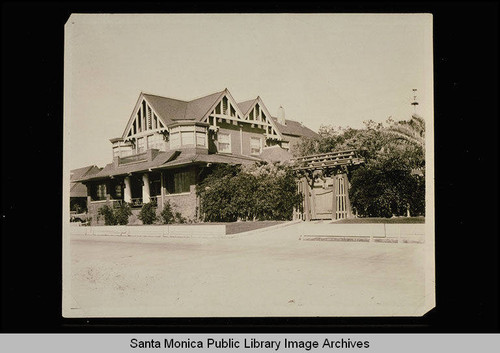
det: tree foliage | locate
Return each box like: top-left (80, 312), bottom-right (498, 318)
top-left (295, 116), bottom-right (426, 217)
top-left (196, 163), bottom-right (302, 222)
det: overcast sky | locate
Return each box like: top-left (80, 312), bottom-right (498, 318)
top-left (65, 14), bottom-right (433, 169)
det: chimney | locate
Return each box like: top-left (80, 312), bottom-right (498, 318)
top-left (277, 106), bottom-right (286, 125)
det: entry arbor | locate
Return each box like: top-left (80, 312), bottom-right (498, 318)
top-left (292, 150), bottom-right (364, 221)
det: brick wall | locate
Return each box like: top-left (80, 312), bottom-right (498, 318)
top-left (162, 184), bottom-right (198, 221)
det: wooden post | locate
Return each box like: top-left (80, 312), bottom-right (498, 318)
top-left (332, 175), bottom-right (337, 220)
top-left (240, 126), bottom-right (243, 154)
top-left (304, 178), bottom-right (311, 221)
top-left (344, 174), bottom-right (353, 218)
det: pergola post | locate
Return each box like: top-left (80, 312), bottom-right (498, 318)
top-left (142, 173), bottom-right (150, 203)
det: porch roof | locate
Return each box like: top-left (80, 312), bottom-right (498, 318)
top-left (76, 150), bottom-right (261, 182)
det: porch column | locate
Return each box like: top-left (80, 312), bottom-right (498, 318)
top-left (124, 176), bottom-right (132, 203)
top-left (142, 173), bottom-right (151, 203)
top-left (159, 171), bottom-right (165, 211)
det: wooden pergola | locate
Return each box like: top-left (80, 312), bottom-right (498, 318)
top-left (292, 150), bottom-right (365, 221)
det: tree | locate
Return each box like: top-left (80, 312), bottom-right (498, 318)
top-left (196, 163), bottom-right (302, 222)
top-left (294, 115), bottom-right (426, 218)
top-left (385, 114), bottom-right (425, 150)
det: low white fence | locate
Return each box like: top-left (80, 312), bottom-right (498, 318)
top-left (298, 223), bottom-right (425, 243)
top-left (70, 224), bottom-right (227, 238)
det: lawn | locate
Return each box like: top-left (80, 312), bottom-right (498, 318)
top-left (335, 216), bottom-right (425, 224)
top-left (225, 220), bottom-right (285, 234)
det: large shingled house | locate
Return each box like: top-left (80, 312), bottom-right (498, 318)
top-left (76, 88), bottom-right (318, 224)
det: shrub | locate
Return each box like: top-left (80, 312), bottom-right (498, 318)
top-left (114, 203), bottom-right (132, 225)
top-left (98, 205), bottom-right (116, 225)
top-left (159, 201), bottom-right (187, 224)
top-left (159, 201), bottom-right (175, 224)
top-left (138, 202), bottom-right (157, 224)
top-left (196, 163), bottom-right (302, 222)
top-left (175, 212), bottom-right (186, 224)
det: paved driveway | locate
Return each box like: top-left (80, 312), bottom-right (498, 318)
top-left (65, 222), bottom-right (432, 317)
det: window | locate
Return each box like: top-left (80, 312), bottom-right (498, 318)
top-left (250, 137), bottom-right (262, 155)
top-left (181, 131), bottom-right (194, 145)
top-left (167, 170), bottom-right (193, 194)
top-left (218, 133), bottom-right (231, 153)
top-left (170, 132), bottom-right (180, 148)
top-left (196, 132), bottom-right (206, 147)
top-left (281, 141), bottom-right (290, 150)
top-left (96, 183), bottom-right (107, 200)
top-left (114, 183), bottom-right (122, 199)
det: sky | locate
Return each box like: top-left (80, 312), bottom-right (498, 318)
top-left (64, 14), bottom-right (433, 169)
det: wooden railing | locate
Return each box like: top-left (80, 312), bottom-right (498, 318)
top-left (130, 196), bottom-right (159, 208)
top-left (130, 198), bottom-right (143, 208)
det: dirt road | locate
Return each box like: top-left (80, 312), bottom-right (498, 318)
top-left (67, 223), bottom-right (430, 317)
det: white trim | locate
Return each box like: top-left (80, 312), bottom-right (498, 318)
top-left (122, 94), bottom-right (170, 140)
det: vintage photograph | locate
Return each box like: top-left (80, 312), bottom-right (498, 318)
top-left (63, 14), bottom-right (434, 317)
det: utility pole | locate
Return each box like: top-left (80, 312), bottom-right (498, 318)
top-left (411, 88), bottom-right (419, 114)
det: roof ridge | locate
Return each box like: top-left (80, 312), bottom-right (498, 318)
top-left (142, 92), bottom-right (188, 103)
top-left (237, 98), bottom-right (258, 104)
top-left (186, 89), bottom-right (225, 103)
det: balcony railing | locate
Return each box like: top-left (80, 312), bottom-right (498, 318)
top-left (119, 152), bottom-right (148, 165)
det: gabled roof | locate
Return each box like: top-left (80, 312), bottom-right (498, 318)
top-left (70, 165), bottom-right (101, 197)
top-left (271, 117), bottom-right (319, 139)
top-left (184, 91), bottom-right (224, 121)
top-left (70, 165), bottom-right (101, 181)
top-left (141, 90), bottom-right (225, 123)
top-left (124, 89), bottom-right (317, 142)
top-left (70, 183), bottom-right (88, 198)
top-left (237, 98), bottom-right (258, 115)
top-left (142, 94), bottom-right (188, 123)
